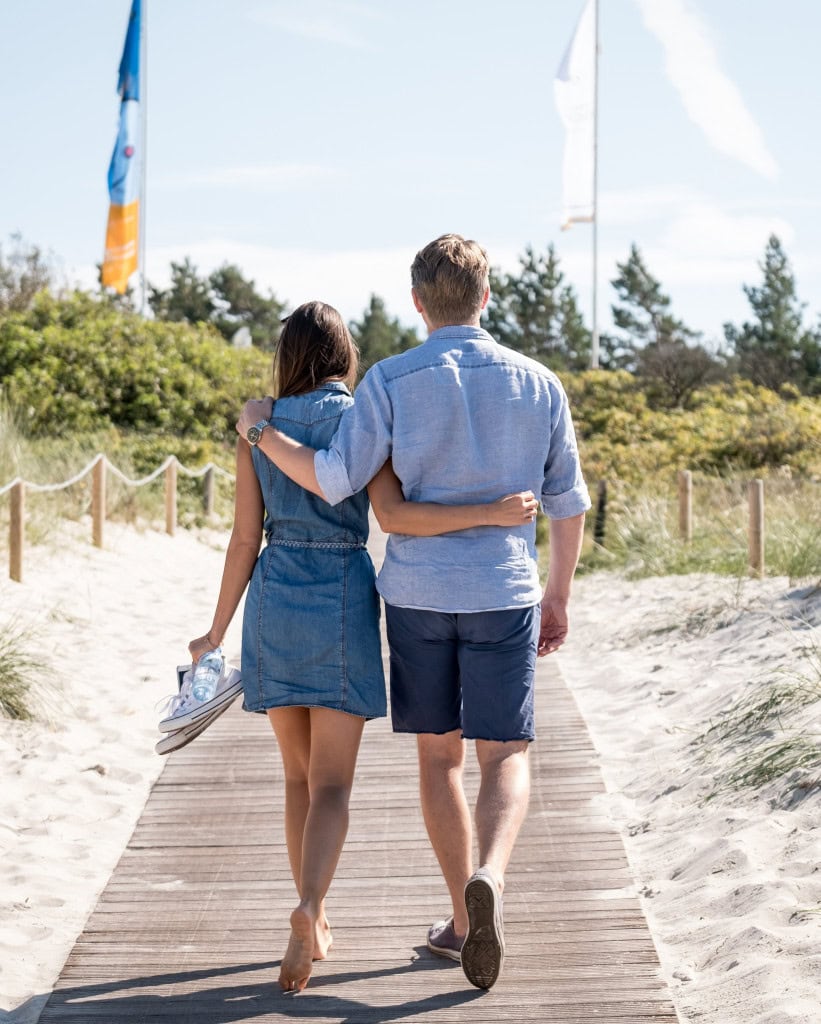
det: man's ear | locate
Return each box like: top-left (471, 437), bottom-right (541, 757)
top-left (411, 287), bottom-right (425, 314)
top-left (480, 285), bottom-right (490, 311)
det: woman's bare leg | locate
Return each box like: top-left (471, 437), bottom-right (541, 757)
top-left (275, 707), bottom-right (365, 992)
top-left (267, 708), bottom-right (332, 963)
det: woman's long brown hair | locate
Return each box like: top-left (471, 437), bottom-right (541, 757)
top-left (274, 301), bottom-right (359, 398)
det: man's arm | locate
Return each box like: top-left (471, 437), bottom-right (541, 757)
top-left (237, 367), bottom-right (394, 506)
top-left (236, 398), bottom-right (325, 499)
top-left (538, 511), bottom-right (585, 657)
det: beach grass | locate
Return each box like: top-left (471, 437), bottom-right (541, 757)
top-left (0, 620), bottom-right (45, 720)
top-left (698, 627), bottom-right (821, 801)
top-left (570, 473), bottom-right (821, 581)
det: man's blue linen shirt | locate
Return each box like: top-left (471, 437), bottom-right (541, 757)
top-left (314, 325), bottom-right (592, 613)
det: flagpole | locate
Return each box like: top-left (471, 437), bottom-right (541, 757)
top-left (139, 0), bottom-right (148, 315)
top-left (590, 0), bottom-right (599, 369)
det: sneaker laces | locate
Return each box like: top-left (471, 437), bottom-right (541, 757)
top-left (157, 676), bottom-right (201, 720)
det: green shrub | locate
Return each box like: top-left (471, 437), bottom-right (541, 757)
top-left (0, 291), bottom-right (271, 440)
top-left (564, 372), bottom-right (821, 484)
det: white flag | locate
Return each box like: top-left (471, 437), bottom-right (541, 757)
top-left (554, 0), bottom-right (596, 229)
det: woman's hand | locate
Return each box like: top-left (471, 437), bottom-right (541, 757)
top-left (236, 397), bottom-right (273, 440)
top-left (188, 634), bottom-right (216, 665)
top-left (488, 491), bottom-right (539, 526)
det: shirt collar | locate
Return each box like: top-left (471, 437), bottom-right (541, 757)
top-left (317, 380), bottom-right (352, 395)
top-left (426, 325), bottom-right (494, 345)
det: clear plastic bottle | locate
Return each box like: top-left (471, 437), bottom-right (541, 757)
top-left (191, 647), bottom-right (223, 703)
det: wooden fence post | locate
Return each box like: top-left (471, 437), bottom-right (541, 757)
top-left (748, 479), bottom-right (764, 577)
top-left (678, 470), bottom-right (693, 542)
top-left (593, 479), bottom-right (607, 547)
top-left (9, 481), bottom-right (24, 583)
top-left (165, 460), bottom-right (177, 536)
top-left (203, 466), bottom-right (215, 519)
top-left (92, 457), bottom-right (106, 549)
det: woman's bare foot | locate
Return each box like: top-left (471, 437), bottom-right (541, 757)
top-left (279, 906), bottom-right (315, 992)
top-left (313, 915), bottom-right (333, 960)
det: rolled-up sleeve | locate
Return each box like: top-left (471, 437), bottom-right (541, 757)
top-left (541, 381), bottom-right (592, 519)
top-left (314, 365), bottom-right (394, 506)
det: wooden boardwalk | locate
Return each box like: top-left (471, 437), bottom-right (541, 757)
top-left (38, 530), bottom-right (679, 1024)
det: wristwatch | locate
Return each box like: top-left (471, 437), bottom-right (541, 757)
top-left (246, 419), bottom-right (269, 446)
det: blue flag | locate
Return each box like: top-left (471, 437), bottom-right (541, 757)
top-left (102, 0), bottom-right (142, 293)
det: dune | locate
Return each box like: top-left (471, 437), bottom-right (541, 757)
top-left (560, 571), bottom-right (821, 1024)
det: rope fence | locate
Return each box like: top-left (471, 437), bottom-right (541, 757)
top-left (1, 454), bottom-right (235, 583)
top-left (1, 460), bottom-right (799, 584)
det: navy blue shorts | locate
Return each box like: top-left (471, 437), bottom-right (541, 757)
top-left (385, 604), bottom-right (539, 742)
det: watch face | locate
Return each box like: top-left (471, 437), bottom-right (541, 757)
top-left (246, 425), bottom-right (262, 445)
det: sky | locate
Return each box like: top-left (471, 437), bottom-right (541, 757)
top-left (1, 0), bottom-right (820, 348)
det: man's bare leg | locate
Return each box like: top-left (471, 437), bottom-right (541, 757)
top-left (474, 739), bottom-right (531, 887)
top-left (460, 739), bottom-right (530, 989)
top-left (417, 730), bottom-right (472, 937)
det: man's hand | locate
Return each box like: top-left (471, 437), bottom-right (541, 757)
top-left (490, 491), bottom-right (539, 526)
top-left (538, 594), bottom-right (569, 656)
top-left (236, 397), bottom-right (273, 440)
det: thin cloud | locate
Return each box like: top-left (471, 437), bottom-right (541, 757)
top-left (661, 202), bottom-right (794, 258)
top-left (633, 0), bottom-right (778, 179)
top-left (154, 164), bottom-right (338, 190)
top-left (249, 2), bottom-right (375, 49)
top-left (598, 185), bottom-right (705, 226)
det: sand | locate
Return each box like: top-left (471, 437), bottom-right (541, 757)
top-left (0, 520), bottom-right (243, 1023)
top-left (1, 524), bottom-right (819, 1022)
top-left (560, 572), bottom-right (821, 1024)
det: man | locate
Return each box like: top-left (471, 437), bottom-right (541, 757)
top-left (237, 234), bottom-right (590, 989)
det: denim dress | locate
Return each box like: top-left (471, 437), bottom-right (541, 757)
top-left (241, 382), bottom-right (386, 719)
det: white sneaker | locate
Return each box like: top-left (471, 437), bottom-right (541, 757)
top-left (157, 665), bottom-right (243, 733)
top-left (155, 700), bottom-right (233, 755)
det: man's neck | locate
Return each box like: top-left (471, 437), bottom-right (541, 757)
top-left (427, 318), bottom-right (482, 336)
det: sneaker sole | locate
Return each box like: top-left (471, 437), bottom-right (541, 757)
top-left (154, 699), bottom-right (233, 755)
top-left (157, 672), bottom-right (243, 732)
top-left (462, 872), bottom-right (504, 990)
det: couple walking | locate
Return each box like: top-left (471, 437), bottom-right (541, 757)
top-left (188, 233), bottom-right (591, 993)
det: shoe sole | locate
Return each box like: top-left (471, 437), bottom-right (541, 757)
top-left (155, 699), bottom-right (233, 755)
top-left (157, 672), bottom-right (243, 732)
top-left (462, 873), bottom-right (504, 990)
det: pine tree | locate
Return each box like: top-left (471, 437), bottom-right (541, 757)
top-left (724, 234), bottom-right (820, 393)
top-left (209, 263), bottom-right (284, 351)
top-left (149, 258), bottom-right (285, 349)
top-left (606, 244), bottom-right (696, 368)
top-left (606, 244), bottom-right (721, 406)
top-left (149, 258), bottom-right (214, 325)
top-left (349, 295), bottom-right (419, 377)
top-left (483, 244), bottom-right (590, 371)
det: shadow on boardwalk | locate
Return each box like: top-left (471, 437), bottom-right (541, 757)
top-left (32, 953), bottom-right (485, 1022)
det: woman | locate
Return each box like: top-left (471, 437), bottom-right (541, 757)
top-left (187, 301), bottom-right (537, 992)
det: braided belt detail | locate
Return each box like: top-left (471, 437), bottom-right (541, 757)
top-left (265, 538), bottom-right (366, 550)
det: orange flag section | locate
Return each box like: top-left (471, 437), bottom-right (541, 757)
top-left (102, 200), bottom-right (139, 293)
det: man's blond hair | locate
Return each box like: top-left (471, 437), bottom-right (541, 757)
top-left (410, 234), bottom-right (489, 326)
